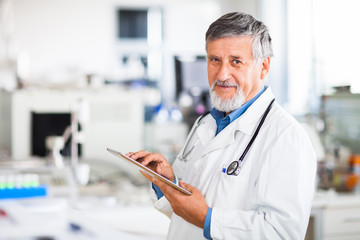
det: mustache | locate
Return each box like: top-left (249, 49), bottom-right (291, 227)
top-left (211, 79), bottom-right (239, 89)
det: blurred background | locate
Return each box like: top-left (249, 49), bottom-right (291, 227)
top-left (0, 0), bottom-right (360, 239)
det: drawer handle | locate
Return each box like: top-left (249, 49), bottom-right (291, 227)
top-left (344, 217), bottom-right (360, 222)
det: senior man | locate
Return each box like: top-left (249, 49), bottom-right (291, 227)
top-left (128, 12), bottom-right (316, 240)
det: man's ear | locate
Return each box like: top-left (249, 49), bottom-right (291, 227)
top-left (260, 57), bottom-right (270, 80)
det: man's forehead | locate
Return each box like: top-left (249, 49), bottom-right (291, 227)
top-left (206, 36), bottom-right (254, 57)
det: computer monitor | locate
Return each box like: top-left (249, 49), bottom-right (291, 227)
top-left (174, 55), bottom-right (212, 129)
top-left (174, 55), bottom-right (209, 99)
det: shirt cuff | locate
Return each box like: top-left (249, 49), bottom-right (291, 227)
top-left (152, 176), bottom-right (177, 200)
top-left (203, 207), bottom-right (213, 240)
top-left (152, 183), bottom-right (164, 199)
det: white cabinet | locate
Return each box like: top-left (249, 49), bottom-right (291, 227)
top-left (310, 193), bottom-right (360, 240)
top-left (323, 207), bottom-right (360, 237)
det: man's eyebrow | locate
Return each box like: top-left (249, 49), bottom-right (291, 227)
top-left (230, 55), bottom-right (247, 63)
top-left (230, 55), bottom-right (245, 60)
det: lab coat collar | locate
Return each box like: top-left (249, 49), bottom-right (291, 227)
top-left (235, 86), bottom-right (275, 135)
top-left (197, 87), bottom-right (276, 156)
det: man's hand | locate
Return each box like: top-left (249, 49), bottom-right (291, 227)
top-left (127, 150), bottom-right (208, 228)
top-left (153, 178), bottom-right (209, 229)
top-left (126, 150), bottom-right (175, 182)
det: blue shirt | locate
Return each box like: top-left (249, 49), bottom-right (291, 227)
top-left (204, 86), bottom-right (266, 239)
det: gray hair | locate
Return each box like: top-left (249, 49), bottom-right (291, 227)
top-left (205, 12), bottom-right (273, 61)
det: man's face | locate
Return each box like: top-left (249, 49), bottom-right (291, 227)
top-left (207, 36), bottom-right (270, 112)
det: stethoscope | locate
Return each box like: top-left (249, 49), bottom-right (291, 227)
top-left (178, 98), bottom-right (275, 176)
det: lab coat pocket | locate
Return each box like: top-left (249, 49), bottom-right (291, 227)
top-left (217, 170), bottom-right (251, 209)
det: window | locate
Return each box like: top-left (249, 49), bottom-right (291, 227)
top-left (313, 0), bottom-right (360, 93)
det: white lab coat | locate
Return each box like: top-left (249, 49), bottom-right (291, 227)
top-left (151, 87), bottom-right (317, 240)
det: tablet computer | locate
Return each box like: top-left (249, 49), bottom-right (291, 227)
top-left (106, 148), bottom-right (191, 196)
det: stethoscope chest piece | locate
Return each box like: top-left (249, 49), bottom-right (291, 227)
top-left (226, 161), bottom-right (241, 176)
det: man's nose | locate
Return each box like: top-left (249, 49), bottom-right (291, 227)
top-left (217, 62), bottom-right (231, 81)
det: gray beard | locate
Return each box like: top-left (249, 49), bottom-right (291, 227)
top-left (209, 80), bottom-right (245, 113)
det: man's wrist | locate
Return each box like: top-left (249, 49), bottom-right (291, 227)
top-left (152, 176), bottom-right (177, 199)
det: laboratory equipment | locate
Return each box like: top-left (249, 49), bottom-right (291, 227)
top-left (0, 173), bottom-right (47, 200)
top-left (45, 136), bottom-right (66, 168)
top-left (0, 88), bottom-right (145, 163)
top-left (321, 91), bottom-right (360, 155)
top-left (0, 159), bottom-right (77, 201)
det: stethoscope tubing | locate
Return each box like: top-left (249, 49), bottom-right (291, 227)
top-left (238, 98), bottom-right (275, 163)
top-left (178, 112), bottom-right (209, 161)
top-left (227, 98), bottom-right (275, 175)
top-left (179, 98), bottom-right (275, 176)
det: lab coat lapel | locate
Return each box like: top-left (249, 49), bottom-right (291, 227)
top-left (200, 117), bottom-right (246, 157)
top-left (199, 87), bottom-right (275, 157)
top-left (196, 116), bottom-right (217, 147)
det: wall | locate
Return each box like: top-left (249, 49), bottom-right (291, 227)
top-left (12, 0), bottom-right (113, 81)
top-left (220, 0), bottom-right (258, 16)
top-left (9, 0), bottom-right (258, 103)
top-left (286, 0), bottom-right (314, 115)
top-left (10, 0), bottom-right (217, 103)
top-left (259, 0), bottom-right (288, 107)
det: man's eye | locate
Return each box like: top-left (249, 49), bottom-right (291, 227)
top-left (210, 58), bottom-right (219, 62)
top-left (233, 59), bottom-right (241, 64)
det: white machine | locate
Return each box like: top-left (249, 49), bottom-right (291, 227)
top-left (0, 88), bottom-right (145, 178)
